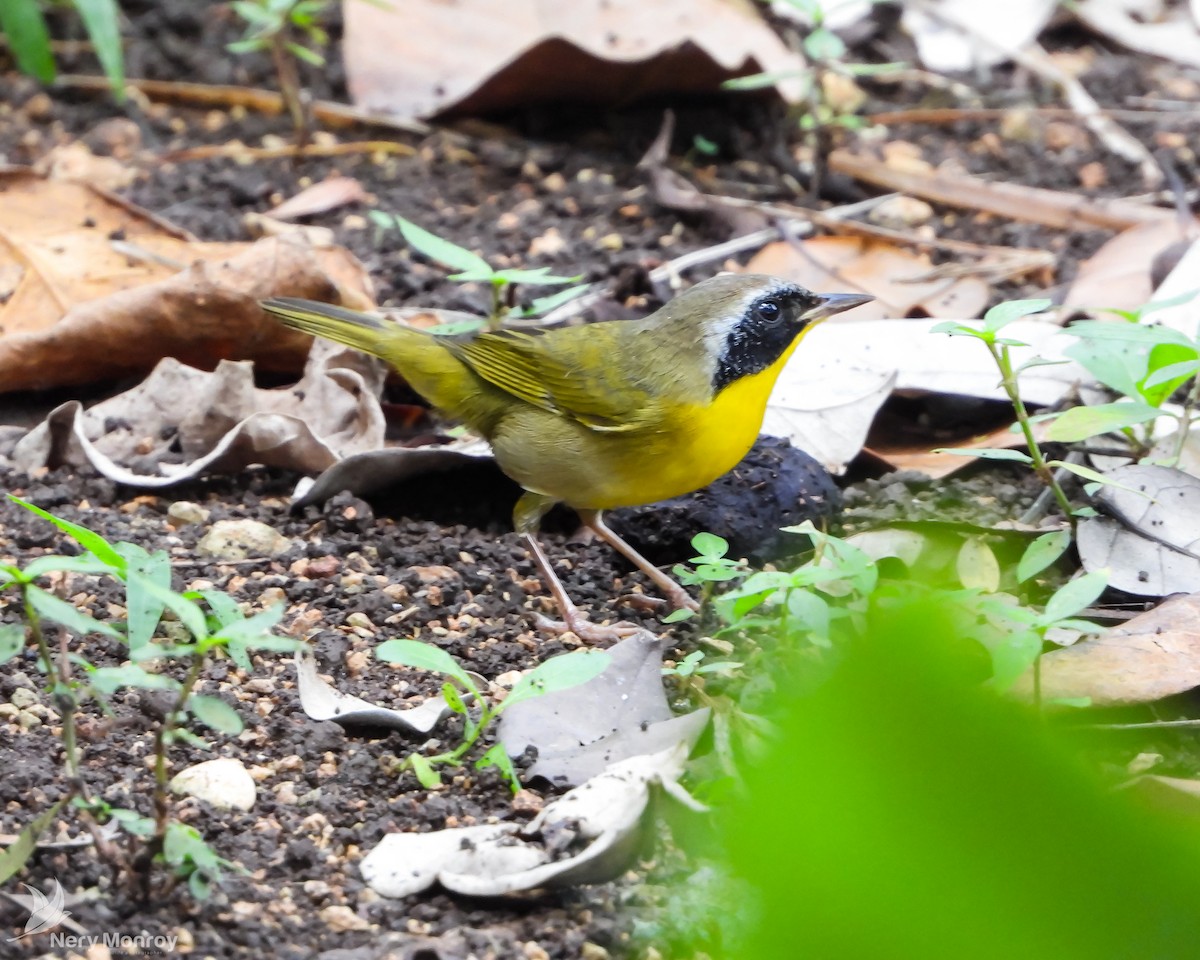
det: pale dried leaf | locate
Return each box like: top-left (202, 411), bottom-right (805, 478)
top-left (344, 0), bottom-right (808, 119)
top-left (267, 177), bottom-right (367, 221)
top-left (1015, 593), bottom-right (1200, 705)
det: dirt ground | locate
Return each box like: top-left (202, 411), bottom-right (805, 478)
top-left (1, 2), bottom-right (1198, 957)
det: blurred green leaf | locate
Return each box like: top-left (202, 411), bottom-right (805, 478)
top-left (0, 0), bottom-right (55, 83)
top-left (74, 0), bottom-right (125, 99)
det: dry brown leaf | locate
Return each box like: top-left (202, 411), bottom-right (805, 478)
top-left (0, 168), bottom-right (373, 393)
top-left (744, 236), bottom-right (990, 320)
top-left (267, 176), bottom-right (368, 221)
top-left (1015, 593), bottom-right (1200, 706)
top-left (343, 0), bottom-right (806, 119)
top-left (1064, 219), bottom-right (1197, 315)
top-left (830, 150), bottom-right (1176, 231)
top-left (867, 419), bottom-right (1052, 479)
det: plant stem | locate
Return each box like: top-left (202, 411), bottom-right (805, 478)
top-left (153, 652), bottom-right (207, 841)
top-left (271, 35), bottom-right (309, 146)
top-left (990, 342), bottom-right (1075, 521)
top-left (1169, 375), bottom-right (1200, 465)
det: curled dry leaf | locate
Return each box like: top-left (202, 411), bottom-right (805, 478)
top-left (1075, 0), bottom-right (1200, 68)
top-left (294, 650), bottom-right (461, 734)
top-left (1063, 220), bottom-right (1197, 316)
top-left (498, 630), bottom-right (710, 786)
top-left (344, 0), bottom-right (807, 119)
top-left (900, 0), bottom-right (1059, 72)
top-left (361, 745), bottom-right (700, 898)
top-left (266, 176), bottom-right (368, 221)
top-left (0, 167), bottom-right (373, 393)
top-left (1077, 464), bottom-right (1200, 597)
top-left (1015, 593), bottom-right (1200, 706)
top-left (6, 340), bottom-right (388, 484)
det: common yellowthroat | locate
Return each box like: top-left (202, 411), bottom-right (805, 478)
top-left (262, 274), bottom-right (869, 639)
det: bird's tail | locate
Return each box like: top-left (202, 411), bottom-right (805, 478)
top-left (261, 297), bottom-right (392, 358)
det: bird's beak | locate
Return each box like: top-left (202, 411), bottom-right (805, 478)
top-left (802, 291), bottom-right (874, 322)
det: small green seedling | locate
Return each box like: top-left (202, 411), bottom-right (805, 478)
top-left (228, 0), bottom-right (332, 140)
top-left (375, 638), bottom-right (609, 792)
top-left (723, 0), bottom-right (903, 196)
top-left (1051, 290), bottom-right (1200, 464)
top-left (369, 212), bottom-right (585, 329)
top-left (0, 495), bottom-right (298, 897)
top-left (0, 0), bottom-right (124, 99)
top-left (666, 533), bottom-right (749, 623)
top-left (663, 650), bottom-right (744, 679)
top-left (933, 299), bottom-right (1092, 521)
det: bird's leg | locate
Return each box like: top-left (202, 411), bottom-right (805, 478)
top-left (578, 510), bottom-right (700, 613)
top-left (514, 492), bottom-right (639, 642)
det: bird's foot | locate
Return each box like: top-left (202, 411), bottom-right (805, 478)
top-left (533, 612), bottom-right (644, 643)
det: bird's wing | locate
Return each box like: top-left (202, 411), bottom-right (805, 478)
top-left (444, 328), bottom-right (654, 433)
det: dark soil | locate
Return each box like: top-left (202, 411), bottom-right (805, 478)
top-left (2, 1), bottom-right (1198, 956)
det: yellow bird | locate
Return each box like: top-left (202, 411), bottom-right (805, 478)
top-left (262, 274), bottom-right (869, 639)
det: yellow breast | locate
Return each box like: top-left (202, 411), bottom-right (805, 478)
top-left (572, 335), bottom-right (805, 511)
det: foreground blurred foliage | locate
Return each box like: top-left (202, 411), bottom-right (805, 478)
top-left (661, 594), bottom-right (1200, 959)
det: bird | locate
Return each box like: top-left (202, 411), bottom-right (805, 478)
top-left (261, 274), bottom-right (870, 640)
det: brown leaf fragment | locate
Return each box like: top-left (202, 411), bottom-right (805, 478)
top-left (1015, 593), bottom-right (1200, 706)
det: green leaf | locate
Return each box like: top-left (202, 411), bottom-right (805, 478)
top-left (1047, 460), bottom-right (1144, 494)
top-left (662, 608), bottom-right (695, 623)
top-left (27, 585), bottom-right (122, 638)
top-left (73, 0), bottom-right (125, 99)
top-left (1043, 401), bottom-right (1161, 443)
top-left (804, 25), bottom-right (846, 60)
top-left (188, 694), bottom-right (244, 734)
top-left (409, 753), bottom-right (442, 788)
top-left (722, 71), bottom-right (801, 91)
top-left (983, 298), bottom-right (1052, 333)
top-left (0, 796), bottom-right (67, 884)
top-left (692, 532), bottom-right (729, 559)
top-left (1040, 571), bottom-right (1107, 627)
top-left (119, 544), bottom-right (173, 651)
top-left (227, 37), bottom-right (266, 53)
top-left (476, 743), bottom-right (520, 792)
top-left (930, 321), bottom-right (988, 339)
top-left (392, 217), bottom-right (492, 276)
top-left (986, 628), bottom-right (1043, 691)
top-left (0, 624), bottom-right (24, 665)
top-left (517, 283), bottom-right (591, 319)
top-left (490, 267), bottom-right (581, 286)
top-left (376, 638), bottom-right (471, 686)
top-left (285, 40), bottom-right (326, 66)
top-left (0, 0), bottom-right (55, 83)
top-left (428, 316), bottom-right (487, 336)
top-left (500, 650), bottom-right (611, 712)
top-left (932, 448), bottom-right (1034, 463)
top-left (956, 537), bottom-right (1000, 593)
top-left (90, 664), bottom-right (179, 695)
top-left (136, 577), bottom-right (209, 641)
top-left (1017, 530), bottom-right (1071, 583)
top-left (107, 807), bottom-right (155, 836)
top-left (1065, 320), bottom-right (1194, 348)
top-left (1139, 343), bottom-right (1198, 404)
top-left (22, 554), bottom-right (117, 579)
top-left (8, 496), bottom-right (126, 570)
top-left (1142, 357), bottom-right (1200, 391)
top-left (442, 680), bottom-right (468, 716)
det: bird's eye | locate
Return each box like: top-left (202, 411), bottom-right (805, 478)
top-left (755, 298), bottom-right (782, 324)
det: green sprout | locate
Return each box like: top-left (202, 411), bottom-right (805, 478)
top-left (0, 0), bottom-right (124, 99)
top-left (228, 0), bottom-right (332, 141)
top-left (0, 495), bottom-right (298, 897)
top-left (723, 0), bottom-right (903, 197)
top-left (369, 213), bottom-right (586, 329)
